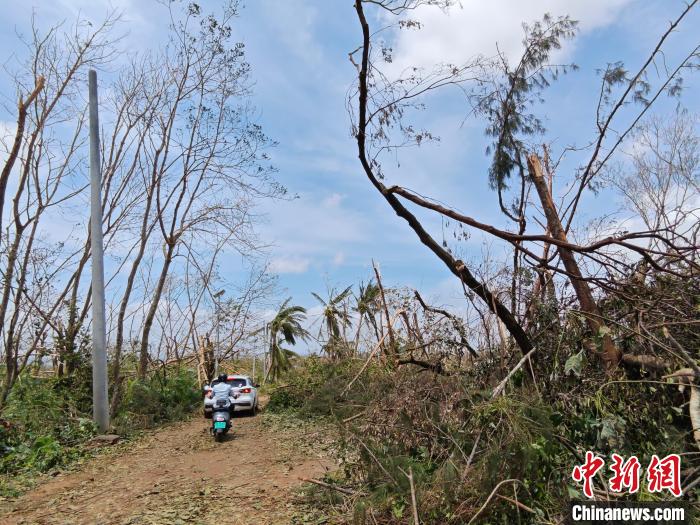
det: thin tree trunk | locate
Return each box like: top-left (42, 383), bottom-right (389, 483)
top-left (0, 226), bottom-right (28, 407)
top-left (353, 314), bottom-right (364, 355)
top-left (111, 186), bottom-right (157, 412)
top-left (138, 240), bottom-right (176, 379)
top-left (2, 218), bottom-right (40, 399)
top-left (527, 154), bottom-right (620, 368)
top-left (373, 261), bottom-right (396, 361)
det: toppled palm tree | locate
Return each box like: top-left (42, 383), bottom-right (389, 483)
top-left (267, 298), bottom-right (309, 382)
top-left (312, 285), bottom-right (353, 358)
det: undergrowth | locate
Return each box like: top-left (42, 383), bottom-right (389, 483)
top-left (270, 346), bottom-right (699, 524)
top-left (0, 367), bottom-right (200, 497)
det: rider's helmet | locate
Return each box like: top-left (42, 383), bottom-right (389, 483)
top-left (217, 373), bottom-right (228, 384)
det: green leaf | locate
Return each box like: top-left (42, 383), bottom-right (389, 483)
top-left (564, 351), bottom-right (585, 377)
top-left (391, 501), bottom-right (405, 519)
top-left (598, 325), bottom-right (612, 337)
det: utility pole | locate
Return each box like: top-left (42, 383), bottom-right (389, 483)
top-left (263, 323), bottom-right (269, 385)
top-left (89, 70), bottom-right (109, 433)
top-left (213, 289), bottom-right (225, 377)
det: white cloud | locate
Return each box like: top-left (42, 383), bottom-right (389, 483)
top-left (269, 256), bottom-right (311, 274)
top-left (333, 251), bottom-right (345, 266)
top-left (261, 189), bottom-right (373, 260)
top-left (322, 192), bottom-right (344, 208)
top-left (385, 0), bottom-right (632, 73)
top-left (258, 0), bottom-right (323, 66)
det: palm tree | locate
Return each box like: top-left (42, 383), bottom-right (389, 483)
top-left (312, 285), bottom-right (353, 357)
top-left (266, 298), bottom-right (309, 382)
top-left (353, 280), bottom-right (381, 352)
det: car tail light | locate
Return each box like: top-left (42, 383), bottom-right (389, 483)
top-left (240, 387), bottom-right (251, 394)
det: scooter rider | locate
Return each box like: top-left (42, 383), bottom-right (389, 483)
top-left (209, 374), bottom-right (237, 409)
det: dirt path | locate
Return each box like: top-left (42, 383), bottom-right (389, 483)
top-left (1, 412), bottom-right (334, 525)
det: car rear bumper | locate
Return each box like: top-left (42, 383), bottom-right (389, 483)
top-left (204, 393), bottom-right (255, 413)
top-left (232, 394), bottom-right (254, 409)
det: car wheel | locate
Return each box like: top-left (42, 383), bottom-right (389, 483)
top-left (250, 402), bottom-right (258, 416)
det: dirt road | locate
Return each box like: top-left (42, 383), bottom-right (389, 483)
top-left (1, 412), bottom-right (334, 524)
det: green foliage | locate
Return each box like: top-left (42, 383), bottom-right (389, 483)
top-left (266, 355), bottom-right (383, 419)
top-left (0, 367), bottom-right (199, 486)
top-left (0, 374), bottom-right (97, 479)
top-left (482, 13), bottom-right (579, 192)
top-left (282, 322), bottom-right (699, 524)
top-left (312, 286), bottom-right (354, 358)
top-left (267, 298), bottom-right (309, 382)
top-left (267, 355), bottom-right (337, 413)
top-left (113, 368), bottom-right (200, 432)
top-left (564, 350), bottom-right (585, 377)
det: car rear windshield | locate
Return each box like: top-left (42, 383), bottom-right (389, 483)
top-left (227, 379), bottom-right (247, 388)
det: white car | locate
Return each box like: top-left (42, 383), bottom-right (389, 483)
top-left (203, 374), bottom-right (259, 417)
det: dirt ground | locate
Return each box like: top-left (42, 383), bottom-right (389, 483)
top-left (0, 410), bottom-right (334, 525)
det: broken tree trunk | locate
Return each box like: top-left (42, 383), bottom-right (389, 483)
top-left (197, 335), bottom-right (215, 385)
top-left (373, 261), bottom-right (396, 362)
top-left (0, 76), bottom-right (45, 239)
top-left (527, 154), bottom-right (621, 369)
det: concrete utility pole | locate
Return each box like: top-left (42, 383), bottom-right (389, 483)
top-left (89, 70), bottom-right (109, 433)
top-left (262, 323), bottom-right (269, 385)
top-left (213, 289), bottom-right (225, 377)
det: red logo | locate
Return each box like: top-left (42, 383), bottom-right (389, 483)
top-left (572, 451), bottom-right (605, 498)
top-left (609, 454), bottom-right (641, 493)
top-left (647, 454), bottom-right (682, 497)
top-left (572, 452), bottom-right (682, 498)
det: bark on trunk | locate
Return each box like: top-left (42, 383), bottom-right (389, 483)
top-left (527, 153), bottom-right (621, 368)
top-left (111, 189), bottom-right (156, 412)
top-left (138, 240), bottom-right (176, 379)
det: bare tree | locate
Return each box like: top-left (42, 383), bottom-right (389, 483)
top-left (0, 2), bottom-right (281, 409)
top-left (349, 0), bottom-right (699, 370)
top-left (135, 1), bottom-right (278, 378)
top-left (0, 14), bottom-right (119, 405)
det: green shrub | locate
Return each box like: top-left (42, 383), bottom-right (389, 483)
top-left (114, 368), bottom-right (199, 432)
top-left (25, 435), bottom-right (64, 471)
top-left (0, 375), bottom-right (97, 476)
top-left (287, 344), bottom-right (700, 523)
top-left (267, 355), bottom-right (386, 419)
top-left (0, 366), bottom-right (199, 479)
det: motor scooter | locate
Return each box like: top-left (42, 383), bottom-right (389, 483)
top-left (210, 391), bottom-right (238, 442)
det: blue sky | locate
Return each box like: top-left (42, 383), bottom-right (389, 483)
top-left (2, 0), bottom-right (699, 328)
